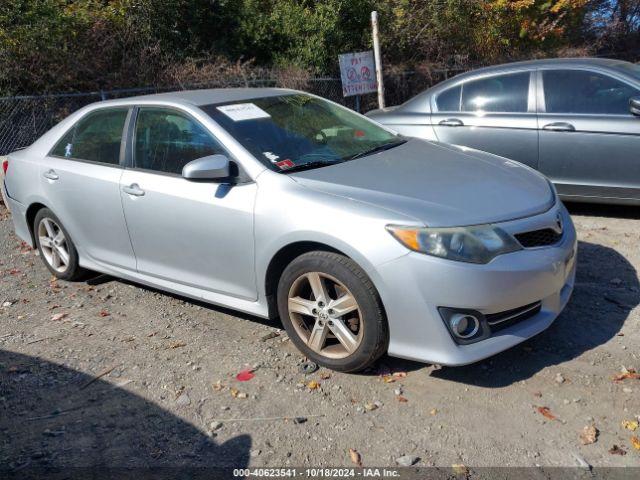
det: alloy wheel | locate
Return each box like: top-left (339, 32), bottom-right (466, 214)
top-left (287, 271), bottom-right (363, 359)
top-left (38, 217), bottom-right (70, 273)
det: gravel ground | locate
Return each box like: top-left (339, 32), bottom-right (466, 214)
top-left (0, 200), bottom-right (639, 471)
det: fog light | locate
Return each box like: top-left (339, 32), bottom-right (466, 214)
top-left (449, 313), bottom-right (480, 339)
top-left (438, 307), bottom-right (489, 345)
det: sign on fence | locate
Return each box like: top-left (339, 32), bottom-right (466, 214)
top-left (338, 51), bottom-right (378, 97)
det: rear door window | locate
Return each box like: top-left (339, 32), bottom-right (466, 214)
top-left (51, 108), bottom-right (128, 165)
top-left (461, 72), bottom-right (530, 113)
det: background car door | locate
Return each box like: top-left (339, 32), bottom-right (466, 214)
top-left (430, 70), bottom-right (539, 169)
top-left (538, 68), bottom-right (640, 200)
top-left (43, 108), bottom-right (136, 270)
top-left (120, 107), bottom-right (257, 300)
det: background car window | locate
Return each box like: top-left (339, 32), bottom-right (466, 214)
top-left (543, 70), bottom-right (639, 115)
top-left (461, 72), bottom-right (530, 113)
top-left (51, 109), bottom-right (128, 164)
top-left (134, 108), bottom-right (226, 175)
top-left (436, 86), bottom-right (462, 112)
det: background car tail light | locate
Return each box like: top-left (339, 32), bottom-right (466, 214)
top-left (2, 159), bottom-right (7, 175)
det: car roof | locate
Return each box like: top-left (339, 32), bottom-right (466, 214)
top-left (449, 57), bottom-right (632, 81)
top-left (397, 57), bottom-right (637, 112)
top-left (100, 87), bottom-right (299, 107)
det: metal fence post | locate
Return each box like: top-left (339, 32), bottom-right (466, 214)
top-left (371, 11), bottom-right (385, 109)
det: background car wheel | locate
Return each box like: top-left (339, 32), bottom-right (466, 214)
top-left (33, 208), bottom-right (87, 281)
top-left (277, 251), bottom-right (388, 373)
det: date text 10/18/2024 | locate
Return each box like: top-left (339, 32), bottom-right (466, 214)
top-left (233, 468), bottom-right (401, 478)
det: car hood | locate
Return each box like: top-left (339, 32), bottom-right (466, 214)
top-left (289, 139), bottom-right (554, 227)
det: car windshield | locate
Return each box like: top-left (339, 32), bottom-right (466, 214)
top-left (201, 94), bottom-right (403, 172)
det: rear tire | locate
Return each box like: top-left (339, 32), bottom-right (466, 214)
top-left (33, 208), bottom-right (88, 281)
top-left (277, 251), bottom-right (388, 373)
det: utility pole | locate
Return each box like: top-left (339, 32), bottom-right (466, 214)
top-left (371, 11), bottom-right (385, 109)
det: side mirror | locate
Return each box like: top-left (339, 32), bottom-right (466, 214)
top-left (182, 154), bottom-right (231, 182)
top-left (630, 97), bottom-right (640, 116)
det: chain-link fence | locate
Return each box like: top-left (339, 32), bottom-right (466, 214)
top-left (0, 69), bottom-right (463, 155)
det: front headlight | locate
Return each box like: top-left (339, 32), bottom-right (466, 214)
top-left (387, 224), bottom-right (522, 264)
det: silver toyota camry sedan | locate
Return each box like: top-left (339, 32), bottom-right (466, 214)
top-left (2, 88), bottom-right (577, 372)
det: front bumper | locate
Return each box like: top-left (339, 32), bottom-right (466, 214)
top-left (376, 203), bottom-right (577, 366)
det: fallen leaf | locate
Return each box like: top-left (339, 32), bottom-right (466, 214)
top-left (236, 369), bottom-right (255, 382)
top-left (212, 380), bottom-right (224, 391)
top-left (608, 445), bottom-right (627, 456)
top-left (396, 395), bottom-right (408, 403)
top-left (622, 420), bottom-right (639, 432)
top-left (579, 425), bottom-right (598, 445)
top-left (51, 312), bottom-right (68, 322)
top-left (364, 402), bottom-right (378, 411)
top-left (382, 375), bottom-right (395, 383)
top-left (229, 387), bottom-right (247, 399)
top-left (260, 331), bottom-right (279, 342)
top-left (430, 408), bottom-right (438, 415)
top-left (99, 310), bottom-right (110, 317)
top-left (150, 448), bottom-right (163, 459)
top-left (169, 341), bottom-right (186, 349)
top-left (348, 448), bottom-right (362, 467)
top-left (320, 372), bottom-right (331, 380)
top-left (307, 380), bottom-right (320, 390)
top-left (452, 464), bottom-right (468, 475)
top-left (631, 436), bottom-right (640, 451)
top-left (613, 368), bottom-right (640, 382)
top-left (536, 406), bottom-right (557, 421)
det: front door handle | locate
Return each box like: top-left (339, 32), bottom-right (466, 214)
top-left (122, 183), bottom-right (145, 197)
top-left (439, 118), bottom-right (464, 127)
top-left (542, 122), bottom-right (575, 132)
top-left (43, 169), bottom-right (59, 181)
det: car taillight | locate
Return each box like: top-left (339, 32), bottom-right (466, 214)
top-left (1, 159), bottom-right (7, 175)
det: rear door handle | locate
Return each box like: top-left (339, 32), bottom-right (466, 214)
top-left (542, 122), bottom-right (575, 132)
top-left (122, 183), bottom-right (145, 197)
top-left (43, 169), bottom-right (59, 181)
top-left (439, 118), bottom-right (464, 127)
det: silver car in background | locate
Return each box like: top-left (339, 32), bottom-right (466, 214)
top-left (367, 58), bottom-right (640, 205)
top-left (2, 88), bottom-right (576, 372)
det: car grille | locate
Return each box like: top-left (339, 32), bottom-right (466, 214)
top-left (514, 228), bottom-right (562, 248)
top-left (485, 301), bottom-right (542, 333)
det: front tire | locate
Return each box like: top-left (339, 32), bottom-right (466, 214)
top-left (33, 208), bottom-right (87, 281)
top-left (277, 251), bottom-right (388, 372)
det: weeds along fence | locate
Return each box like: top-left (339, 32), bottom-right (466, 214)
top-left (0, 69), bottom-right (463, 155)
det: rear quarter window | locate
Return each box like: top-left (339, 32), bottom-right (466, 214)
top-left (436, 86), bottom-right (462, 112)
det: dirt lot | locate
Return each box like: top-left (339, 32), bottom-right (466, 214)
top-left (1, 200), bottom-right (639, 471)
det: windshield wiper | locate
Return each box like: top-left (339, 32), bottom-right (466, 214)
top-left (280, 160), bottom-right (342, 174)
top-left (344, 139), bottom-right (407, 161)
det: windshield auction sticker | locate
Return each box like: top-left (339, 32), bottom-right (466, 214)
top-left (217, 103), bottom-right (271, 121)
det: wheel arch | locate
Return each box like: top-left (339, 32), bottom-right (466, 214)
top-left (264, 241), bottom-right (344, 318)
top-left (25, 201), bottom-right (50, 247)
top-left (262, 239), bottom-right (387, 321)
